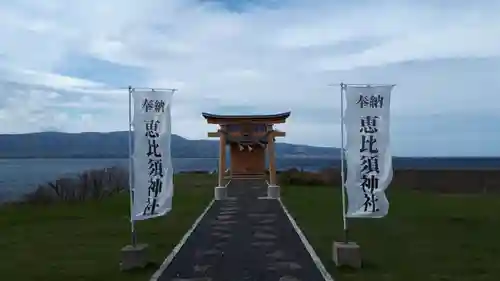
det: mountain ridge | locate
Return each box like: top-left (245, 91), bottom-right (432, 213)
top-left (0, 131), bottom-right (340, 159)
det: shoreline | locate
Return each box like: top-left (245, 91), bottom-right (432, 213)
top-left (3, 165), bottom-right (500, 204)
top-left (1, 156), bottom-right (500, 159)
top-left (1, 156), bottom-right (500, 203)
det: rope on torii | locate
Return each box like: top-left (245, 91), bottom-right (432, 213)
top-left (219, 129), bottom-right (272, 152)
top-left (238, 144), bottom-right (255, 152)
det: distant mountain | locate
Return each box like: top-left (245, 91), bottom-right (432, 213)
top-left (0, 132), bottom-right (340, 159)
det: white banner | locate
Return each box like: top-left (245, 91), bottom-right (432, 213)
top-left (344, 85), bottom-right (394, 218)
top-left (131, 90), bottom-right (174, 221)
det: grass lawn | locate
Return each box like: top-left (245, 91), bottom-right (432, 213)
top-left (282, 185), bottom-right (500, 281)
top-left (0, 173), bottom-right (215, 281)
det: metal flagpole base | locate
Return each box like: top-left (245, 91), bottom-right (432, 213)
top-left (120, 243), bottom-right (149, 271)
top-left (267, 184), bottom-right (280, 199)
top-left (214, 186), bottom-right (227, 200)
top-left (332, 241), bottom-right (361, 269)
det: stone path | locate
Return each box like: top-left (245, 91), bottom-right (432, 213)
top-left (155, 180), bottom-right (328, 281)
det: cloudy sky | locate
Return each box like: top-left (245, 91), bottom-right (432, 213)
top-left (0, 0), bottom-right (499, 157)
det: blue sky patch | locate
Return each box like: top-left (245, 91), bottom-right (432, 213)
top-left (55, 54), bottom-right (147, 87)
top-left (199, 0), bottom-right (289, 12)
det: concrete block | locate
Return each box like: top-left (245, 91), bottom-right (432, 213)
top-left (333, 241), bottom-right (361, 269)
top-left (214, 186), bottom-right (227, 200)
top-left (267, 185), bottom-right (280, 199)
top-left (120, 243), bottom-right (149, 271)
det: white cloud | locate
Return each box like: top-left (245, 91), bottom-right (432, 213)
top-left (0, 0), bottom-right (499, 156)
top-left (1, 67), bottom-right (105, 90)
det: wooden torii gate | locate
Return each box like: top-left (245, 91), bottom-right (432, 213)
top-left (202, 112), bottom-right (290, 199)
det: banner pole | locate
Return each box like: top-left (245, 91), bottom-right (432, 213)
top-left (128, 85), bottom-right (137, 247)
top-left (340, 82), bottom-right (349, 243)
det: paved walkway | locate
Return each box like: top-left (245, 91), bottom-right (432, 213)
top-left (154, 179), bottom-right (331, 281)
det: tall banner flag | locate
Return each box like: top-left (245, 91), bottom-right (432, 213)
top-left (344, 85), bottom-right (394, 218)
top-left (131, 89), bottom-right (174, 221)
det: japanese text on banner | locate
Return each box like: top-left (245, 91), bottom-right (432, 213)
top-left (344, 85), bottom-right (393, 218)
top-left (132, 90), bottom-right (174, 221)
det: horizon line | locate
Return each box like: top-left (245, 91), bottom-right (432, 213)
top-left (1, 131), bottom-right (500, 158)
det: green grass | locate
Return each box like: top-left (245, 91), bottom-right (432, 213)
top-left (282, 185), bottom-right (500, 281)
top-left (0, 173), bottom-right (215, 281)
top-left (5, 173), bottom-right (499, 281)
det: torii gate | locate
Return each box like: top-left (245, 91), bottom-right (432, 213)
top-left (202, 112), bottom-right (290, 199)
